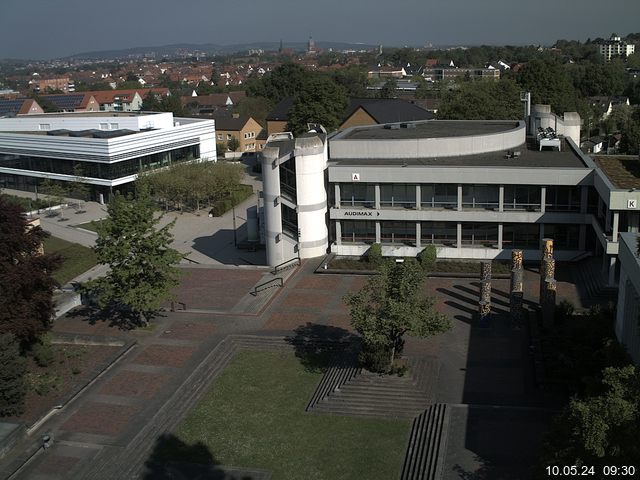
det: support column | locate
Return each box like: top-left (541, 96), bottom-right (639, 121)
top-left (416, 222), bottom-right (421, 249)
top-left (498, 223), bottom-right (503, 250)
top-left (540, 186), bottom-right (546, 213)
top-left (375, 221), bottom-right (381, 244)
top-left (335, 221), bottom-right (342, 245)
top-left (334, 184), bottom-right (341, 209)
top-left (375, 184), bottom-right (381, 210)
top-left (499, 185), bottom-right (504, 212)
top-left (416, 185), bottom-right (421, 210)
top-left (457, 184), bottom-right (463, 211)
top-left (457, 223), bottom-right (462, 250)
top-left (608, 256), bottom-right (617, 286)
top-left (612, 211), bottom-right (619, 242)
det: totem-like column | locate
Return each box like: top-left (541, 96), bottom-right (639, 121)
top-left (510, 249), bottom-right (524, 291)
top-left (478, 261), bottom-right (492, 326)
top-left (539, 238), bottom-right (554, 304)
top-left (510, 266), bottom-right (525, 328)
top-left (542, 278), bottom-right (557, 328)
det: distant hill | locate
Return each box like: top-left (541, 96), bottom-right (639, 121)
top-left (65, 41), bottom-right (380, 60)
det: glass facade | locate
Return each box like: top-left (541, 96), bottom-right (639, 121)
top-left (0, 145), bottom-right (199, 181)
top-left (282, 204), bottom-right (298, 239)
top-left (340, 183), bottom-right (375, 207)
top-left (462, 185), bottom-right (499, 210)
top-left (380, 184), bottom-right (415, 208)
top-left (420, 184), bottom-right (457, 209)
top-left (545, 224), bottom-right (580, 250)
top-left (502, 223), bottom-right (539, 249)
top-left (503, 185), bottom-right (541, 211)
top-left (380, 221), bottom-right (415, 245)
top-left (341, 220), bottom-right (376, 244)
top-left (462, 223), bottom-right (499, 248)
top-left (279, 160), bottom-right (297, 202)
top-left (545, 186), bottom-right (581, 212)
top-left (421, 222), bottom-right (457, 246)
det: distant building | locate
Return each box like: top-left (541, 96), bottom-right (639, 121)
top-left (0, 112), bottom-right (216, 201)
top-left (40, 93), bottom-right (100, 113)
top-left (0, 98), bottom-right (44, 117)
top-left (212, 112), bottom-right (264, 154)
top-left (29, 76), bottom-right (74, 93)
top-left (422, 66), bottom-right (500, 82)
top-left (181, 92), bottom-right (247, 115)
top-left (599, 34), bottom-right (635, 62)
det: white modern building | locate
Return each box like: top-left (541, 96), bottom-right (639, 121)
top-left (0, 112), bottom-right (216, 200)
top-left (260, 106), bottom-right (640, 287)
top-left (599, 34), bottom-right (635, 63)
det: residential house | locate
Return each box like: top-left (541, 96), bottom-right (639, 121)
top-left (40, 93), bottom-right (100, 113)
top-left (0, 98), bottom-right (44, 117)
top-left (212, 112), bottom-right (264, 153)
top-left (181, 92), bottom-right (247, 115)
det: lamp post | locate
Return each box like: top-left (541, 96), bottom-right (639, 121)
top-left (232, 205), bottom-right (237, 247)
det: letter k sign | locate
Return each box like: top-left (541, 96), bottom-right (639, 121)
top-left (629, 199), bottom-right (637, 209)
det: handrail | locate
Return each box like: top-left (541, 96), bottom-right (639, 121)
top-left (272, 257), bottom-right (300, 275)
top-left (252, 277), bottom-right (283, 295)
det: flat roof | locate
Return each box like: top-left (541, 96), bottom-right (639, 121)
top-left (330, 138), bottom-right (588, 169)
top-left (11, 112), bottom-right (157, 118)
top-left (339, 120), bottom-right (520, 140)
top-left (594, 156), bottom-right (640, 189)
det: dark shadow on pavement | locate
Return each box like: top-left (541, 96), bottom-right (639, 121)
top-left (66, 304), bottom-right (165, 330)
top-left (192, 227), bottom-right (263, 265)
top-left (143, 433), bottom-right (259, 480)
top-left (285, 322), bottom-right (360, 373)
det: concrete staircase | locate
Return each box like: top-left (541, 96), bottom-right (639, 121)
top-left (307, 357), bottom-right (438, 419)
top-left (400, 404), bottom-right (450, 480)
top-left (572, 258), bottom-right (617, 308)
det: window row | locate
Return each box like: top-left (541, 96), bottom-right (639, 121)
top-left (339, 221), bottom-right (581, 249)
top-left (0, 145), bottom-right (199, 180)
top-left (337, 183), bottom-right (585, 212)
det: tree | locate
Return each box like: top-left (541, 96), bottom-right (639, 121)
top-left (286, 76), bottom-right (348, 135)
top-left (0, 197), bottom-right (60, 346)
top-left (246, 63), bottom-right (310, 103)
top-left (344, 259), bottom-right (451, 372)
top-left (84, 186), bottom-right (183, 326)
top-left (542, 365), bottom-right (640, 467)
top-left (0, 333), bottom-right (27, 416)
top-left (70, 164), bottom-right (91, 210)
top-left (378, 78), bottom-right (398, 98)
top-left (227, 136), bottom-right (240, 152)
top-left (437, 78), bottom-right (523, 120)
top-left (234, 96), bottom-right (274, 128)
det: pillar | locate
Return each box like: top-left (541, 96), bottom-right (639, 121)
top-left (416, 222), bottom-right (421, 249)
top-left (456, 223), bottom-right (462, 249)
top-left (334, 184), bottom-right (341, 208)
top-left (540, 186), bottom-right (546, 213)
top-left (498, 185), bottom-right (504, 212)
top-left (335, 221), bottom-right (342, 245)
top-left (498, 224), bottom-right (503, 250)
top-left (457, 184), bottom-right (463, 211)
top-left (608, 256), bottom-right (617, 286)
top-left (416, 185), bottom-right (421, 210)
top-left (612, 211), bottom-right (619, 242)
top-left (375, 221), bottom-right (381, 244)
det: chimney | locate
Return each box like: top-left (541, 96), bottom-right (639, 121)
top-left (232, 112), bottom-right (240, 119)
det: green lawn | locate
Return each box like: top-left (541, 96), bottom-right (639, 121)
top-left (166, 351), bottom-right (410, 480)
top-left (43, 236), bottom-right (98, 285)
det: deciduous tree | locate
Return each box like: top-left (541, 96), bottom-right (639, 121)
top-left (0, 333), bottom-right (27, 416)
top-left (344, 259), bottom-right (451, 372)
top-left (0, 197), bottom-right (60, 346)
top-left (286, 76), bottom-right (348, 135)
top-left (84, 186), bottom-right (182, 326)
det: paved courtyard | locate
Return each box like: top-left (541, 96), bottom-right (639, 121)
top-left (2, 259), bottom-right (584, 479)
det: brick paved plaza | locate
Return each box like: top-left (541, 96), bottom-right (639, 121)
top-left (5, 260), bottom-right (585, 479)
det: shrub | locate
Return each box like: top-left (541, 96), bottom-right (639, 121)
top-left (557, 299), bottom-right (575, 323)
top-left (367, 243), bottom-right (383, 269)
top-left (359, 342), bottom-right (392, 373)
top-left (32, 334), bottom-right (55, 367)
top-left (418, 245), bottom-right (437, 271)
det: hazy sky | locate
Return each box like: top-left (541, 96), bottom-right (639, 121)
top-left (2, 0), bottom-right (639, 59)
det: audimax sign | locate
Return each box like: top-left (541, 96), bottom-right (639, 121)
top-left (343, 211), bottom-right (380, 217)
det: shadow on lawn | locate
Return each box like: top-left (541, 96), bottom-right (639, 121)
top-left (285, 322), bottom-right (360, 373)
top-left (143, 433), bottom-right (260, 480)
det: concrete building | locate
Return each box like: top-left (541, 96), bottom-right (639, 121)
top-left (599, 34), bottom-right (635, 63)
top-left (259, 106), bottom-right (640, 289)
top-left (0, 111), bottom-right (216, 201)
top-left (615, 232), bottom-right (640, 364)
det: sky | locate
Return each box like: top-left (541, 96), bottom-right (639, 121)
top-left (1, 0), bottom-right (639, 60)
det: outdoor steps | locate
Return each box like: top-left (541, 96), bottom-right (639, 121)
top-left (400, 404), bottom-right (450, 480)
top-left (307, 357), bottom-right (438, 419)
top-left (572, 259), bottom-right (617, 307)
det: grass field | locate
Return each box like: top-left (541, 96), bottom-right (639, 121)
top-left (74, 220), bottom-right (102, 233)
top-left (164, 350), bottom-right (410, 480)
top-left (43, 236), bottom-right (98, 285)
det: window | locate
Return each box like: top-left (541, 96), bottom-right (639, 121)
top-left (503, 185), bottom-right (541, 211)
top-left (421, 222), bottom-right (457, 246)
top-left (109, 123), bottom-right (119, 130)
top-left (340, 183), bottom-right (375, 207)
top-left (380, 184), bottom-right (416, 208)
top-left (381, 221), bottom-right (416, 245)
top-left (227, 134), bottom-right (232, 141)
top-left (39, 124), bottom-right (51, 131)
top-left (217, 134), bottom-right (223, 140)
top-left (421, 184), bottom-right (457, 209)
top-left (462, 223), bottom-right (499, 248)
top-left (99, 123), bottom-right (108, 130)
top-left (502, 223), bottom-right (539, 249)
top-left (462, 185), bottom-right (499, 210)
top-left (544, 224), bottom-right (580, 250)
top-left (341, 220), bottom-right (376, 244)
top-left (546, 186), bottom-right (581, 212)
